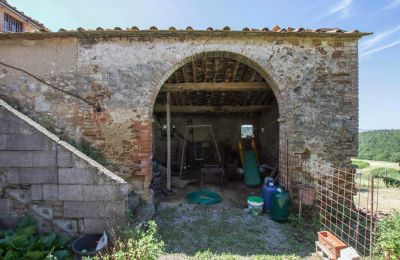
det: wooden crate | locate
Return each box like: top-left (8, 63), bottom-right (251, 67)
top-left (317, 231), bottom-right (347, 259)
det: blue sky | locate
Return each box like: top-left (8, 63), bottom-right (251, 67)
top-left (7, 0), bottom-right (400, 130)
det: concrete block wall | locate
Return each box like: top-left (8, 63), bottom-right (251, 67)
top-left (0, 99), bottom-right (128, 235)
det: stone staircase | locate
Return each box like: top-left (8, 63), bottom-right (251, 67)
top-left (0, 98), bottom-right (128, 235)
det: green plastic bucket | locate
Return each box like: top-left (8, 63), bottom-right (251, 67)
top-left (247, 196), bottom-right (264, 216)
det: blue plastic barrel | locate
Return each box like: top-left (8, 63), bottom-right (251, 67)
top-left (262, 178), bottom-right (277, 213)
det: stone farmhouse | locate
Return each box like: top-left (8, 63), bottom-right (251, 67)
top-left (0, 24), bottom-right (370, 235)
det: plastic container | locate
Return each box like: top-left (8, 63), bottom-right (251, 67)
top-left (247, 196), bottom-right (264, 216)
top-left (298, 184), bottom-right (315, 206)
top-left (262, 178), bottom-right (277, 213)
top-left (264, 177), bottom-right (273, 184)
top-left (271, 186), bottom-right (290, 222)
top-left (152, 160), bottom-right (159, 174)
top-left (72, 234), bottom-right (105, 260)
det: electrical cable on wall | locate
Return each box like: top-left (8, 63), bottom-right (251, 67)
top-left (261, 119), bottom-right (278, 130)
top-left (0, 61), bottom-right (102, 112)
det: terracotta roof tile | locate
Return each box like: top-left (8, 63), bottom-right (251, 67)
top-left (271, 25), bottom-right (281, 32)
top-left (0, 25), bottom-right (370, 37)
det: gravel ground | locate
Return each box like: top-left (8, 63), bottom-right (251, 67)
top-left (155, 199), bottom-right (314, 259)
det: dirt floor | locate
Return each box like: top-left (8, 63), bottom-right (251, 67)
top-left (356, 159), bottom-right (400, 214)
top-left (154, 169), bottom-right (317, 259)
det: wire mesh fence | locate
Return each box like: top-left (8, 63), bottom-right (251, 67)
top-left (311, 161), bottom-right (379, 257)
top-left (280, 152), bottom-right (380, 258)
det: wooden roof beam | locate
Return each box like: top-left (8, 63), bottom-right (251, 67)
top-left (182, 65), bottom-right (189, 83)
top-left (213, 58), bottom-right (219, 82)
top-left (232, 61), bottom-right (240, 82)
top-left (160, 82), bottom-right (269, 92)
top-left (154, 105), bottom-right (270, 113)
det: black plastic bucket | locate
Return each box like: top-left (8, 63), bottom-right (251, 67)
top-left (72, 234), bottom-right (104, 260)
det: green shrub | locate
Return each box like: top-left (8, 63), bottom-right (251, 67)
top-left (371, 168), bottom-right (399, 178)
top-left (351, 160), bottom-right (370, 169)
top-left (371, 168), bottom-right (400, 187)
top-left (96, 221), bottom-right (164, 260)
top-left (0, 216), bottom-right (71, 259)
top-left (357, 130), bottom-right (400, 163)
top-left (377, 211), bottom-right (400, 259)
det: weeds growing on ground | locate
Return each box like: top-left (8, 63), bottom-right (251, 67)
top-left (94, 221), bottom-right (164, 260)
top-left (376, 211), bottom-right (400, 259)
top-left (193, 250), bottom-right (300, 260)
top-left (0, 216), bottom-right (71, 259)
top-left (281, 213), bottom-right (318, 255)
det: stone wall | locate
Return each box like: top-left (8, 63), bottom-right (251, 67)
top-left (154, 114), bottom-right (260, 163)
top-left (153, 111), bottom-right (279, 167)
top-left (256, 100), bottom-right (280, 166)
top-left (0, 31), bottom-right (361, 199)
top-left (0, 99), bottom-right (128, 235)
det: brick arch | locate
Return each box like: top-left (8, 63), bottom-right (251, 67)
top-left (150, 50), bottom-right (285, 118)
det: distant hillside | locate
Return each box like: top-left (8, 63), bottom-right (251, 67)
top-left (357, 130), bottom-right (400, 162)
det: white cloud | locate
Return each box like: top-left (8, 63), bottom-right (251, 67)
top-left (327, 0), bottom-right (353, 17)
top-left (379, 0), bottom-right (400, 12)
top-left (360, 25), bottom-right (400, 51)
top-left (312, 0), bottom-right (354, 22)
top-left (360, 39), bottom-right (400, 58)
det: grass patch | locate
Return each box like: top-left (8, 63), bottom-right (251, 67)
top-left (193, 250), bottom-right (300, 260)
top-left (352, 160), bottom-right (370, 169)
top-left (281, 214), bottom-right (318, 255)
top-left (155, 204), bottom-right (313, 259)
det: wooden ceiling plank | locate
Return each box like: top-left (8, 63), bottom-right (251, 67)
top-left (241, 65), bottom-right (249, 81)
top-left (160, 82), bottom-right (268, 92)
top-left (173, 70), bottom-right (180, 83)
top-left (154, 105), bottom-right (270, 113)
top-left (192, 60), bottom-right (197, 83)
top-left (182, 64), bottom-right (189, 83)
top-left (202, 57), bottom-right (207, 82)
top-left (232, 61), bottom-right (240, 82)
top-left (213, 58), bottom-right (219, 82)
top-left (250, 69), bottom-right (257, 82)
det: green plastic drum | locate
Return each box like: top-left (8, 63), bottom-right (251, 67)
top-left (271, 186), bottom-right (290, 222)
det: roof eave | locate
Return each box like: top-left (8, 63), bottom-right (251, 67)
top-left (0, 30), bottom-right (373, 40)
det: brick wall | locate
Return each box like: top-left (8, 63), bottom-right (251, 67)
top-left (0, 99), bottom-right (128, 235)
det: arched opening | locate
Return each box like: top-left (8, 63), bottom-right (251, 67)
top-left (151, 53), bottom-right (280, 202)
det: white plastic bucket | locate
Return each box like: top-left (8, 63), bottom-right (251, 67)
top-left (247, 196), bottom-right (264, 216)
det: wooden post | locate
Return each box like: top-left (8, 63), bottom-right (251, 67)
top-left (166, 91), bottom-right (171, 190)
